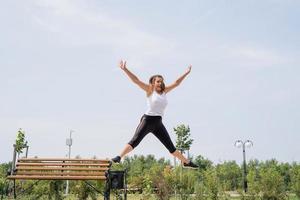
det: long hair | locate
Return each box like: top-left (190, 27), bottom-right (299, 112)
top-left (149, 75), bottom-right (165, 93)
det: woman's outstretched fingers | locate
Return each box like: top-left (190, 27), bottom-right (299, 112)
top-left (186, 65), bottom-right (192, 74)
top-left (119, 60), bottom-right (123, 68)
top-left (119, 60), bottom-right (126, 70)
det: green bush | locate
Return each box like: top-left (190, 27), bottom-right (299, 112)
top-left (194, 182), bottom-right (207, 200)
top-left (259, 167), bottom-right (287, 200)
top-left (242, 169), bottom-right (260, 200)
top-left (216, 161), bottom-right (242, 191)
top-left (173, 167), bottom-right (197, 200)
top-left (291, 165), bottom-right (300, 198)
top-left (150, 164), bottom-right (173, 200)
top-left (140, 175), bottom-right (153, 200)
top-left (73, 180), bottom-right (97, 200)
top-left (204, 168), bottom-right (220, 200)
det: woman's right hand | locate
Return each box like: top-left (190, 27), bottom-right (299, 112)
top-left (119, 60), bottom-right (149, 92)
top-left (119, 60), bottom-right (127, 70)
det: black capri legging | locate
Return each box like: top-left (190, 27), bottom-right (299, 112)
top-left (128, 114), bottom-right (177, 153)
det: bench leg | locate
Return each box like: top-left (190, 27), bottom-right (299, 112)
top-left (124, 170), bottom-right (127, 200)
top-left (104, 180), bottom-right (110, 200)
top-left (104, 170), bottom-right (111, 200)
top-left (13, 180), bottom-right (16, 199)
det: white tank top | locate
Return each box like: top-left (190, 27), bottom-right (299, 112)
top-left (145, 91), bottom-right (168, 116)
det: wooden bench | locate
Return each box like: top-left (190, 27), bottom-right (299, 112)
top-left (7, 158), bottom-right (113, 199)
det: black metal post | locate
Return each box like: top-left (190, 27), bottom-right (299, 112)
top-left (13, 180), bottom-right (16, 199)
top-left (235, 140), bottom-right (252, 193)
top-left (11, 145), bottom-right (17, 175)
top-left (104, 171), bottom-right (110, 200)
top-left (124, 169), bottom-right (127, 200)
top-left (242, 146), bottom-right (248, 193)
top-left (25, 145), bottom-right (29, 158)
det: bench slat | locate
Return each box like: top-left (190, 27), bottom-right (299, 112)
top-left (7, 175), bottom-right (106, 180)
top-left (9, 158), bottom-right (111, 181)
top-left (16, 167), bottom-right (109, 171)
top-left (18, 158), bottom-right (110, 162)
top-left (17, 163), bottom-right (110, 167)
top-left (16, 171), bottom-right (105, 176)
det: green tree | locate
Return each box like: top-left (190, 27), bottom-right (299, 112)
top-left (216, 161), bottom-right (242, 191)
top-left (73, 181), bottom-right (97, 200)
top-left (120, 155), bottom-right (170, 193)
top-left (150, 164), bottom-right (173, 200)
top-left (194, 155), bottom-right (213, 171)
top-left (259, 167), bottom-right (287, 200)
top-left (291, 164), bottom-right (300, 198)
top-left (178, 170), bottom-right (197, 200)
top-left (278, 162), bottom-right (292, 191)
top-left (240, 169), bottom-right (260, 200)
top-left (204, 168), bottom-right (220, 200)
top-left (174, 124), bottom-right (193, 154)
top-left (15, 128), bottom-right (28, 154)
top-left (0, 163), bottom-right (10, 199)
top-left (259, 159), bottom-right (280, 171)
top-left (194, 182), bottom-right (207, 200)
top-left (13, 179), bottom-right (64, 200)
top-left (140, 175), bottom-right (153, 200)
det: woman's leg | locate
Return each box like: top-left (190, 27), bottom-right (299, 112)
top-left (112, 116), bottom-right (151, 162)
top-left (171, 150), bottom-right (189, 164)
top-left (152, 124), bottom-right (198, 168)
top-left (153, 123), bottom-right (189, 164)
top-left (120, 144), bottom-right (133, 158)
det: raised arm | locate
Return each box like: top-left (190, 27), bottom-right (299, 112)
top-left (119, 60), bottom-right (149, 92)
top-left (165, 65), bottom-right (192, 93)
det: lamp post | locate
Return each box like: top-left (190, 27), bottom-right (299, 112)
top-left (65, 130), bottom-right (74, 195)
top-left (234, 139), bottom-right (253, 193)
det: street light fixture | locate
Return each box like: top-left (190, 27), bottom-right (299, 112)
top-left (65, 130), bottom-right (75, 195)
top-left (234, 139), bottom-right (253, 193)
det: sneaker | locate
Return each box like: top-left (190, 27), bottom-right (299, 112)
top-left (111, 156), bottom-right (121, 163)
top-left (183, 161), bottom-right (199, 169)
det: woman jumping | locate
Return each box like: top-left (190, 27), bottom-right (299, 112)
top-left (111, 60), bottom-right (198, 168)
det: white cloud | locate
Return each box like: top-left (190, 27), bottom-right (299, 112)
top-left (28, 0), bottom-right (175, 57)
top-left (220, 44), bottom-right (292, 68)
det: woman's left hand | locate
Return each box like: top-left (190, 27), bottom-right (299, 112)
top-left (186, 65), bottom-right (192, 74)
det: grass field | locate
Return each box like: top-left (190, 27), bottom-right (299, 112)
top-left (3, 193), bottom-right (299, 200)
top-left (118, 194), bottom-right (299, 200)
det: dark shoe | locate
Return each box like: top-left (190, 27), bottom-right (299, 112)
top-left (183, 161), bottom-right (199, 169)
top-left (111, 156), bottom-right (121, 163)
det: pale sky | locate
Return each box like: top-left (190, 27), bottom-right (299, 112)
top-left (1, 0), bottom-right (299, 164)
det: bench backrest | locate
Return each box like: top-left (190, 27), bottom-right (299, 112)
top-left (7, 158), bottom-right (111, 180)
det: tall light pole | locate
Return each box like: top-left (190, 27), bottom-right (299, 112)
top-left (234, 139), bottom-right (253, 193)
top-left (65, 130), bottom-right (74, 195)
